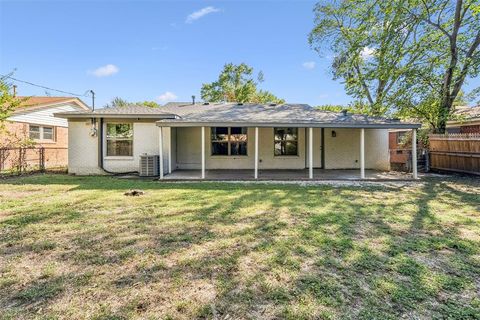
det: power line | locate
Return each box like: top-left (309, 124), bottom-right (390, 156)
top-left (3, 75), bottom-right (90, 97)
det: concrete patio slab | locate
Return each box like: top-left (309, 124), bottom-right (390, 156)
top-left (161, 169), bottom-right (415, 181)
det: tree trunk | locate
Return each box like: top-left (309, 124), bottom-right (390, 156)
top-left (436, 98), bottom-right (454, 134)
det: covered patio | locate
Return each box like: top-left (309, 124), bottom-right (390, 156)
top-left (162, 169), bottom-right (414, 181)
top-left (154, 103), bottom-right (421, 181)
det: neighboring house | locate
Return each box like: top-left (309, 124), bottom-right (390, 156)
top-left (55, 103), bottom-right (420, 179)
top-left (1, 96), bottom-right (90, 170)
top-left (389, 105), bottom-right (480, 169)
top-left (389, 129), bottom-right (410, 167)
top-left (447, 105), bottom-right (480, 133)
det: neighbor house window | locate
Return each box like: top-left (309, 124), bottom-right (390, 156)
top-left (42, 127), bottom-right (54, 140)
top-left (29, 125), bottom-right (54, 141)
top-left (274, 128), bottom-right (298, 156)
top-left (396, 132), bottom-right (406, 145)
top-left (106, 123), bottom-right (133, 157)
top-left (211, 127), bottom-right (248, 156)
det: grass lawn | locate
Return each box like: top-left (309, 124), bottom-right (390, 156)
top-left (0, 174), bottom-right (479, 319)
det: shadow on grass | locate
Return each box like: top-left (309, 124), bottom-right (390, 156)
top-left (0, 174), bottom-right (479, 318)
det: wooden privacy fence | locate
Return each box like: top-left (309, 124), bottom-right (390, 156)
top-left (429, 133), bottom-right (480, 175)
top-left (0, 147), bottom-right (68, 175)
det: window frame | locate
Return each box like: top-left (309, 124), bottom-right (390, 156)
top-left (105, 122), bottom-right (134, 158)
top-left (29, 125), bottom-right (55, 142)
top-left (274, 127), bottom-right (299, 157)
top-left (42, 126), bottom-right (54, 140)
top-left (211, 127), bottom-right (248, 157)
top-left (396, 132), bottom-right (406, 145)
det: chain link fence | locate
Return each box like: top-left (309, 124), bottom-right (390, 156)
top-left (0, 147), bottom-right (67, 176)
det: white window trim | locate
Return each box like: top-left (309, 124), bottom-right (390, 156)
top-left (29, 125), bottom-right (55, 142)
top-left (104, 122), bottom-right (134, 158)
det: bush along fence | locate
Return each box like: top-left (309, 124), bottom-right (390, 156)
top-left (0, 147), bottom-right (68, 175)
top-left (428, 133), bottom-right (480, 175)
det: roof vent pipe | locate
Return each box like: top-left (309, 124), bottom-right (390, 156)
top-left (192, 95), bottom-right (196, 105)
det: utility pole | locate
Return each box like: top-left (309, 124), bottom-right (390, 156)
top-left (89, 90), bottom-right (95, 111)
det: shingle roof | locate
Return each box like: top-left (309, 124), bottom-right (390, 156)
top-left (55, 104), bottom-right (176, 119)
top-left (13, 96), bottom-right (90, 111)
top-left (85, 105), bottom-right (173, 115)
top-left (453, 105), bottom-right (480, 119)
top-left (55, 102), bottom-right (420, 129)
top-left (163, 102), bottom-right (200, 108)
top-left (156, 103), bottom-right (420, 129)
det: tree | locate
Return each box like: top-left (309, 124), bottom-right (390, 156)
top-left (316, 102), bottom-right (370, 114)
top-left (0, 76), bottom-right (23, 129)
top-left (310, 0), bottom-right (425, 116)
top-left (201, 63), bottom-right (284, 104)
top-left (251, 90), bottom-right (285, 104)
top-left (105, 98), bottom-right (161, 108)
top-left (104, 97), bottom-right (130, 108)
top-left (138, 101), bottom-right (160, 108)
top-left (405, 0), bottom-right (480, 132)
top-left (310, 0), bottom-right (480, 132)
top-left (1, 76), bottom-right (34, 163)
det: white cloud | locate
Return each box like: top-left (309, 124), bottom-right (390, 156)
top-left (360, 47), bottom-right (375, 59)
top-left (302, 61), bottom-right (316, 70)
top-left (157, 91), bottom-right (178, 102)
top-left (186, 6), bottom-right (221, 23)
top-left (89, 64), bottom-right (119, 77)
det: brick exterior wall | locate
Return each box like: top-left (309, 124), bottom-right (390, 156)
top-left (459, 125), bottom-right (480, 134)
top-left (2, 121), bottom-right (68, 148)
top-left (389, 131), bottom-right (409, 164)
top-left (1, 121), bottom-right (68, 170)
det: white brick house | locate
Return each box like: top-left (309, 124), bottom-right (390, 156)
top-left (55, 103), bottom-right (421, 179)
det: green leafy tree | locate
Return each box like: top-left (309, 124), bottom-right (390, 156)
top-left (316, 102), bottom-right (370, 114)
top-left (251, 90), bottom-right (285, 104)
top-left (453, 90), bottom-right (467, 107)
top-left (105, 98), bottom-right (161, 108)
top-left (138, 101), bottom-right (160, 108)
top-left (310, 0), bottom-right (424, 117)
top-left (105, 97), bottom-right (130, 108)
top-left (310, 0), bottom-right (480, 132)
top-left (404, 0), bottom-right (480, 133)
top-left (1, 76), bottom-right (33, 156)
top-left (316, 104), bottom-right (346, 112)
top-left (201, 63), bottom-right (284, 104)
top-left (0, 76), bottom-right (23, 129)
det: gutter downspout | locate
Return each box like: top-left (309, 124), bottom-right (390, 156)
top-left (97, 117), bottom-right (138, 175)
top-left (98, 118), bottom-right (103, 170)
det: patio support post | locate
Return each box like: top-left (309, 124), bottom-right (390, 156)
top-left (167, 127), bottom-right (172, 174)
top-left (159, 127), bottom-right (164, 179)
top-left (360, 128), bottom-right (365, 179)
top-left (201, 126), bottom-right (205, 179)
top-left (254, 127), bottom-right (259, 179)
top-left (309, 127), bottom-right (313, 179)
top-left (412, 128), bottom-right (417, 179)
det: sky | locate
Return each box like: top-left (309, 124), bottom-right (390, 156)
top-left (0, 0), bottom-right (478, 109)
top-left (0, 0), bottom-right (348, 107)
